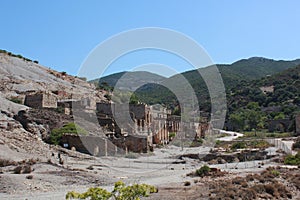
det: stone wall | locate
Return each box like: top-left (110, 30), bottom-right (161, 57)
top-left (24, 93), bottom-right (57, 108)
top-left (61, 134), bottom-right (150, 156)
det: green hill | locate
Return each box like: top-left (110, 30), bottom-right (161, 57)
top-left (90, 71), bottom-right (166, 91)
top-left (92, 57), bottom-right (300, 114)
top-left (134, 57), bottom-right (300, 111)
top-left (226, 64), bottom-right (300, 131)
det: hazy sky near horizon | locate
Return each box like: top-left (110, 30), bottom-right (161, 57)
top-left (1, 1), bottom-right (300, 79)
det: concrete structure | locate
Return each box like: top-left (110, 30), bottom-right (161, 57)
top-left (24, 92), bottom-right (57, 108)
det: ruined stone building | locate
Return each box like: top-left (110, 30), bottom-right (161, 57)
top-left (151, 104), bottom-right (171, 145)
top-left (24, 92), bottom-right (57, 108)
top-left (57, 97), bottom-right (96, 115)
top-left (96, 102), bottom-right (173, 145)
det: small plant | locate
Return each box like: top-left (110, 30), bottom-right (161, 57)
top-left (196, 165), bottom-right (211, 177)
top-left (66, 181), bottom-right (157, 200)
top-left (215, 140), bottom-right (221, 145)
top-left (169, 132), bottom-right (176, 138)
top-left (270, 170), bottom-right (280, 177)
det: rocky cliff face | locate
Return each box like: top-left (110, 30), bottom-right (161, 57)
top-left (0, 52), bottom-right (106, 163)
top-left (0, 52), bottom-right (105, 102)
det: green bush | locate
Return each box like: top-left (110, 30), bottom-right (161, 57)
top-left (169, 132), bottom-right (176, 138)
top-left (284, 152), bottom-right (300, 165)
top-left (196, 165), bottom-right (211, 176)
top-left (66, 181), bottom-right (157, 200)
top-left (270, 170), bottom-right (280, 177)
top-left (50, 123), bottom-right (88, 145)
top-left (9, 97), bottom-right (22, 104)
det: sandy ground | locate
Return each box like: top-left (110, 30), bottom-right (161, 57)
top-left (0, 142), bottom-right (281, 200)
top-left (1, 129), bottom-right (298, 200)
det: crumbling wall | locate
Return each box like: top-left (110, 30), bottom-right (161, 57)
top-left (24, 93), bottom-right (57, 108)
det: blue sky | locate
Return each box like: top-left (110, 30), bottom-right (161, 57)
top-left (1, 1), bottom-right (300, 79)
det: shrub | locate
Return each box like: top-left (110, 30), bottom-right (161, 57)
top-left (196, 165), bottom-right (211, 176)
top-left (270, 170), bottom-right (280, 177)
top-left (50, 122), bottom-right (88, 145)
top-left (169, 132), bottom-right (176, 138)
top-left (284, 152), bottom-right (300, 165)
top-left (66, 181), bottom-right (157, 200)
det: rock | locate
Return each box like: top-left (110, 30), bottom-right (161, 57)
top-left (232, 157), bottom-right (240, 163)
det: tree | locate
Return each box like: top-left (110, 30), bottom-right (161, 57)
top-left (229, 112), bottom-right (245, 131)
top-left (50, 122), bottom-right (88, 145)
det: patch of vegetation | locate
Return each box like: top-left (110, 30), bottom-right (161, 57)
top-left (196, 165), bottom-right (211, 177)
top-left (209, 167), bottom-right (293, 199)
top-left (284, 152), bottom-right (300, 165)
top-left (169, 132), bottom-right (176, 138)
top-left (231, 141), bottom-right (247, 150)
top-left (50, 122), bottom-right (88, 145)
top-left (8, 97), bottom-right (22, 104)
top-left (242, 131), bottom-right (292, 138)
top-left (270, 169), bottom-right (280, 177)
top-left (230, 140), bottom-right (270, 150)
top-left (66, 181), bottom-right (157, 200)
top-left (0, 49), bottom-right (35, 62)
